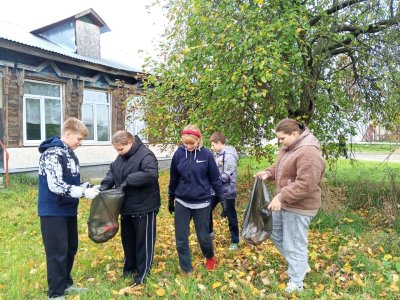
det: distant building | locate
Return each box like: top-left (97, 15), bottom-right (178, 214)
top-left (0, 9), bottom-right (171, 176)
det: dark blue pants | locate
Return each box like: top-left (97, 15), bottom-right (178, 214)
top-left (40, 216), bottom-right (77, 298)
top-left (209, 196), bottom-right (239, 243)
top-left (174, 202), bottom-right (214, 272)
top-left (121, 211), bottom-right (157, 284)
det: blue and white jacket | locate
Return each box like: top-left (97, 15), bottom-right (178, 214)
top-left (38, 136), bottom-right (82, 217)
top-left (168, 145), bottom-right (223, 204)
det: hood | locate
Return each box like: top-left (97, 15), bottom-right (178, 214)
top-left (38, 136), bottom-right (65, 153)
top-left (177, 144), bottom-right (203, 160)
top-left (121, 135), bottom-right (144, 159)
top-left (287, 128), bottom-right (321, 151)
top-left (218, 145), bottom-right (239, 160)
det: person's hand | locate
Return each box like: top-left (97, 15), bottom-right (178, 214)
top-left (168, 195), bottom-right (175, 214)
top-left (80, 182), bottom-right (92, 189)
top-left (221, 173), bottom-right (230, 183)
top-left (268, 195), bottom-right (282, 211)
top-left (254, 171), bottom-right (270, 180)
top-left (120, 181), bottom-right (128, 191)
top-left (70, 185), bottom-right (85, 198)
top-left (84, 187), bottom-right (100, 200)
top-left (219, 197), bottom-right (227, 218)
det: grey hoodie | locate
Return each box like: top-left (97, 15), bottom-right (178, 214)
top-left (215, 145), bottom-right (239, 199)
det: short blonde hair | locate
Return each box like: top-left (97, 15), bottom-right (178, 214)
top-left (62, 117), bottom-right (88, 137)
top-left (181, 124), bottom-right (203, 147)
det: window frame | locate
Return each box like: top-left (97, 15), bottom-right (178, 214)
top-left (23, 80), bottom-right (63, 146)
top-left (82, 88), bottom-right (112, 144)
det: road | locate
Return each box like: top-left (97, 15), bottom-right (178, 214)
top-left (352, 153), bottom-right (400, 163)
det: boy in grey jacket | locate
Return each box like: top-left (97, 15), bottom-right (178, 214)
top-left (209, 132), bottom-right (239, 250)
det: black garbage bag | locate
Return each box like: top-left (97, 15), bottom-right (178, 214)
top-left (242, 178), bottom-right (273, 245)
top-left (87, 188), bottom-right (124, 243)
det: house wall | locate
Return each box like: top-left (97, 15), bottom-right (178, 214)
top-left (0, 57), bottom-right (135, 172)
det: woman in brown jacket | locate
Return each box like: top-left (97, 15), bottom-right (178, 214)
top-left (256, 118), bottom-right (326, 293)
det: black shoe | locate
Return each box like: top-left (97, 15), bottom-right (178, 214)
top-left (123, 270), bottom-right (136, 279)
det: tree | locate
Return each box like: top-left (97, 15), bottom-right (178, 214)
top-left (143, 0), bottom-right (400, 158)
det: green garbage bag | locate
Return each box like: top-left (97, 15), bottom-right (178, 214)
top-left (87, 188), bottom-right (124, 243)
top-left (242, 178), bottom-right (272, 245)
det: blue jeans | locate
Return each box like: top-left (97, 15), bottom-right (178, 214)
top-left (209, 196), bottom-right (239, 243)
top-left (270, 210), bottom-right (313, 287)
top-left (174, 202), bottom-right (214, 272)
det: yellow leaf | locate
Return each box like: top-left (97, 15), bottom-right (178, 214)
top-left (390, 284), bottom-right (399, 292)
top-left (238, 271), bottom-right (245, 278)
top-left (156, 288), bottom-right (165, 296)
top-left (212, 282), bottom-right (221, 289)
top-left (384, 254), bottom-right (393, 261)
top-left (341, 262), bottom-right (352, 274)
top-left (278, 283), bottom-right (286, 290)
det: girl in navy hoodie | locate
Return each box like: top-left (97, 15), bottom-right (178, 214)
top-left (168, 125), bottom-right (223, 273)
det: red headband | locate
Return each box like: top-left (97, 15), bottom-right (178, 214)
top-left (181, 129), bottom-right (201, 138)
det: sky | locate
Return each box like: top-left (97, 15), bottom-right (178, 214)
top-left (1, 0), bottom-right (167, 71)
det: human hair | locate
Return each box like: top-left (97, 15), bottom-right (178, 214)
top-left (209, 132), bottom-right (227, 144)
top-left (62, 117), bottom-right (88, 137)
top-left (112, 130), bottom-right (135, 145)
top-left (181, 124), bottom-right (203, 147)
top-left (275, 118), bottom-right (305, 134)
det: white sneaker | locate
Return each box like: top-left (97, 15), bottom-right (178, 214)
top-left (65, 285), bottom-right (88, 294)
top-left (209, 232), bottom-right (215, 239)
top-left (285, 280), bottom-right (303, 293)
top-left (48, 297), bottom-right (65, 300)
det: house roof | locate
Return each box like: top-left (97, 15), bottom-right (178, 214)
top-left (30, 8), bottom-right (111, 35)
top-left (0, 19), bottom-right (140, 73)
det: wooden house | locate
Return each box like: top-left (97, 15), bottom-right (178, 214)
top-left (0, 9), bottom-right (162, 177)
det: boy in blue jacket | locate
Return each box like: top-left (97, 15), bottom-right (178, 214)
top-left (38, 117), bottom-right (98, 300)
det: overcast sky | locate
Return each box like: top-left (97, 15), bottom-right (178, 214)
top-left (1, 0), bottom-right (167, 71)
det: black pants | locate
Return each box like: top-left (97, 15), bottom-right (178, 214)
top-left (121, 211), bottom-right (157, 284)
top-left (40, 216), bottom-right (77, 298)
top-left (174, 202), bottom-right (214, 272)
top-left (209, 196), bottom-right (239, 243)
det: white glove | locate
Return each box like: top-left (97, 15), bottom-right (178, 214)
top-left (84, 187), bottom-right (100, 200)
top-left (80, 182), bottom-right (92, 189)
top-left (70, 185), bottom-right (85, 198)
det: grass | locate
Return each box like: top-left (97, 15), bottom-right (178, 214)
top-left (352, 143), bottom-right (400, 154)
top-left (0, 160), bottom-right (400, 299)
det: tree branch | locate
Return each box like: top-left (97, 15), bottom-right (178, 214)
top-left (310, 0), bottom-right (367, 26)
top-left (328, 16), bottom-right (400, 55)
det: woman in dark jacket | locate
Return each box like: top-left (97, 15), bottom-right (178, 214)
top-left (100, 130), bottom-right (160, 285)
top-left (168, 125), bottom-right (224, 273)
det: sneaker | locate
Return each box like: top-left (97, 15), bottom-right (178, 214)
top-left (228, 243), bottom-right (239, 251)
top-left (64, 284), bottom-right (88, 294)
top-left (285, 280), bottom-right (303, 293)
top-left (48, 297), bottom-right (65, 300)
top-left (205, 257), bottom-right (216, 271)
top-left (209, 232), bottom-right (215, 239)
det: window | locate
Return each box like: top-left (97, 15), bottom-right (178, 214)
top-left (82, 89), bottom-right (110, 142)
top-left (125, 96), bottom-right (147, 142)
top-left (23, 81), bottom-right (62, 143)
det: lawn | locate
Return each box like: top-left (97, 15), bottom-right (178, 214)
top-left (0, 159), bottom-right (399, 299)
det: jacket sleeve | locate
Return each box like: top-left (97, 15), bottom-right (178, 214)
top-left (222, 153), bottom-right (237, 182)
top-left (124, 153), bottom-right (159, 187)
top-left (100, 163), bottom-right (115, 190)
top-left (43, 150), bottom-right (79, 197)
top-left (279, 149), bottom-right (324, 204)
top-left (208, 154), bottom-right (223, 197)
top-left (168, 152), bottom-right (179, 197)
